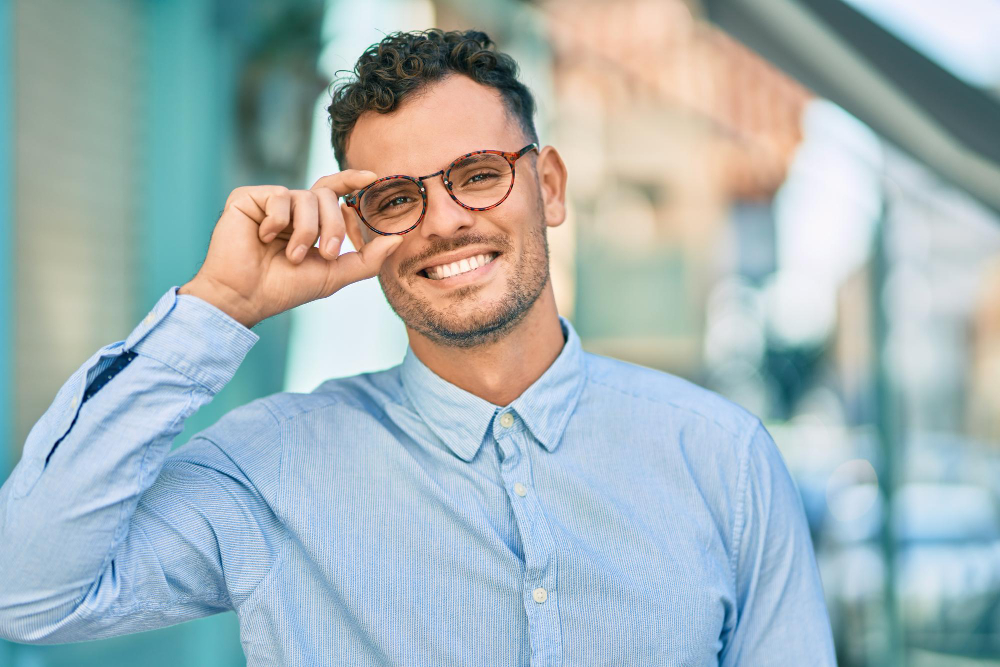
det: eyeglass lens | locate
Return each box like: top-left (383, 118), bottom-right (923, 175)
top-left (359, 153), bottom-right (513, 234)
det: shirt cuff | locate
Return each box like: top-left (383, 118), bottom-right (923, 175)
top-left (123, 286), bottom-right (260, 393)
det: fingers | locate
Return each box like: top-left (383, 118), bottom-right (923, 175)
top-left (308, 168), bottom-right (381, 260)
top-left (313, 186), bottom-right (345, 260)
top-left (285, 190), bottom-right (319, 263)
top-left (225, 185), bottom-right (292, 243)
top-left (341, 201), bottom-right (366, 253)
top-left (259, 187), bottom-right (291, 243)
top-left (228, 172), bottom-right (381, 266)
top-left (332, 233), bottom-right (404, 288)
top-left (310, 169), bottom-right (379, 197)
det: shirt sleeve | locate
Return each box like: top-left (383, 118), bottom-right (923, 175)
top-left (0, 286), bottom-right (284, 644)
top-left (719, 420), bottom-right (837, 666)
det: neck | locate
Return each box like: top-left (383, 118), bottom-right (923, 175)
top-left (407, 285), bottom-right (566, 406)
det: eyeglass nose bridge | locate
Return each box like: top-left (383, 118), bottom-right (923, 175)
top-left (416, 168), bottom-right (446, 186)
top-left (415, 169), bottom-right (468, 210)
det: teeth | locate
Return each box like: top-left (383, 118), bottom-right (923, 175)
top-left (426, 252), bottom-right (496, 280)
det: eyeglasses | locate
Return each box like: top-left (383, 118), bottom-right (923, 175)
top-left (343, 143), bottom-right (539, 236)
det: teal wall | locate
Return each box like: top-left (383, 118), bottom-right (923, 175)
top-left (2, 0), bottom-right (253, 660)
top-left (1, 0), bottom-right (318, 663)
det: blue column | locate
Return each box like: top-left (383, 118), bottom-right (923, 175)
top-left (140, 0), bottom-right (222, 315)
top-left (141, 0), bottom-right (293, 449)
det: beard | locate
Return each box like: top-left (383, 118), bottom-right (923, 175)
top-left (378, 193), bottom-right (550, 349)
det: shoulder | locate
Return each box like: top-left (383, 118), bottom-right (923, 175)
top-left (581, 351), bottom-right (759, 442)
top-left (165, 366), bottom-right (403, 504)
top-left (165, 394), bottom-right (285, 500)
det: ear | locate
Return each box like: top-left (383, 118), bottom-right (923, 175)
top-left (535, 145), bottom-right (568, 229)
top-left (343, 202), bottom-right (369, 250)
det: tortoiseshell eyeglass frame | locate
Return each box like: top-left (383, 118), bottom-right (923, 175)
top-left (343, 142), bottom-right (539, 236)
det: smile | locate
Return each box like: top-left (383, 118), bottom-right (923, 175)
top-left (421, 252), bottom-right (499, 281)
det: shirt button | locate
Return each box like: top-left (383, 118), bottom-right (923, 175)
top-left (514, 482), bottom-right (527, 497)
top-left (499, 412), bottom-right (514, 428)
top-left (144, 312), bottom-right (155, 325)
top-left (70, 396), bottom-right (78, 409)
top-left (532, 587), bottom-right (547, 604)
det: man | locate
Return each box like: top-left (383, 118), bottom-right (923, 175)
top-left (0, 28), bottom-right (835, 665)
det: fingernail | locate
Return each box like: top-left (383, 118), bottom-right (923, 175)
top-left (325, 238), bottom-right (341, 255)
top-left (291, 245), bottom-right (307, 262)
top-left (263, 232), bottom-right (277, 243)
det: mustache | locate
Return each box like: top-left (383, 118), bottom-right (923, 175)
top-left (397, 233), bottom-right (514, 277)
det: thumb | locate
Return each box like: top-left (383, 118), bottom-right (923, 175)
top-left (334, 234), bottom-right (404, 287)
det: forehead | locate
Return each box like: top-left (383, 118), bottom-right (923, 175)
top-left (344, 74), bottom-right (522, 176)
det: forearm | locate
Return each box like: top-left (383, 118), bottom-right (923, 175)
top-left (0, 286), bottom-right (258, 641)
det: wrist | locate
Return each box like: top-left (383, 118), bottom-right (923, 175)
top-left (178, 278), bottom-right (260, 329)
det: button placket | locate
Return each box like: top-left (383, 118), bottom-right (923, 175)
top-left (494, 428), bottom-right (561, 666)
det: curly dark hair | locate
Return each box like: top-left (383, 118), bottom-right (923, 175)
top-left (326, 28), bottom-right (539, 170)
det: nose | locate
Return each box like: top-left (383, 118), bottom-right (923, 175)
top-left (417, 174), bottom-right (477, 239)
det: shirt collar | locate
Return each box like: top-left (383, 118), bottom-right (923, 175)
top-left (399, 316), bottom-right (586, 462)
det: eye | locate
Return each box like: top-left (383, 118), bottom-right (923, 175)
top-left (378, 195), bottom-right (415, 211)
top-left (464, 171), bottom-right (500, 186)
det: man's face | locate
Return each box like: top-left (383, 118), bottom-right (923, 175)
top-left (344, 74), bottom-right (559, 348)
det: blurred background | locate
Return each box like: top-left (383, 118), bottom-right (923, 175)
top-left (2, 0), bottom-right (1000, 665)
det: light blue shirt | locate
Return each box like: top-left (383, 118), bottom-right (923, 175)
top-left (0, 285), bottom-right (836, 665)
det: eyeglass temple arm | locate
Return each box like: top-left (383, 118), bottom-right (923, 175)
top-left (518, 142), bottom-right (539, 157)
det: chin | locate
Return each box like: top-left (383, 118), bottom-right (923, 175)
top-left (412, 304), bottom-right (531, 349)
top-left (382, 271), bottom-right (542, 349)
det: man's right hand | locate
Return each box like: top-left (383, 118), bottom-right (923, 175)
top-left (179, 170), bottom-right (403, 329)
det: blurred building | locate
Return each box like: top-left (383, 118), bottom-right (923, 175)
top-left (542, 0), bottom-right (810, 379)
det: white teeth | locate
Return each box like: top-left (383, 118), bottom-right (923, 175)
top-left (425, 252), bottom-right (496, 280)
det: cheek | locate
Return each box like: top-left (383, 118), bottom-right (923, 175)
top-left (381, 260), bottom-right (406, 289)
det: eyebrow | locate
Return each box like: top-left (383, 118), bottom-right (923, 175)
top-left (450, 153), bottom-right (496, 168)
top-left (364, 179), bottom-right (415, 200)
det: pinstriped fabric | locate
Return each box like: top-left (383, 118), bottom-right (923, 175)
top-left (0, 286), bottom-right (836, 665)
